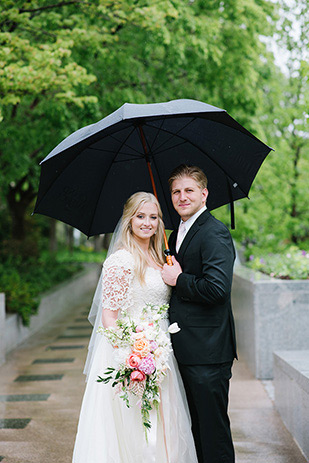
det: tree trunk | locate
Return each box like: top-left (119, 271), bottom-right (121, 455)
top-left (94, 235), bottom-right (103, 252)
top-left (66, 225), bottom-right (74, 252)
top-left (103, 233), bottom-right (112, 250)
top-left (290, 144), bottom-right (300, 244)
top-left (6, 186), bottom-right (35, 240)
top-left (49, 218), bottom-right (58, 253)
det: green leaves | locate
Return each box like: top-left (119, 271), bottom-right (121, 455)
top-left (1, 0), bottom-right (293, 249)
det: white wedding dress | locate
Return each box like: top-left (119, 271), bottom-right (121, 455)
top-left (72, 249), bottom-right (198, 463)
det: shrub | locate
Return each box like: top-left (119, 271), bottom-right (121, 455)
top-left (0, 257), bottom-right (82, 326)
top-left (41, 247), bottom-right (107, 264)
top-left (244, 245), bottom-right (309, 280)
top-left (1, 264), bottom-right (39, 325)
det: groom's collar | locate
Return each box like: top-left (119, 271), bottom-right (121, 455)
top-left (179, 205), bottom-right (207, 232)
top-left (174, 208), bottom-right (211, 260)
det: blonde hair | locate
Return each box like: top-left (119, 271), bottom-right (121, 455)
top-left (116, 192), bottom-right (165, 283)
top-left (168, 164), bottom-right (208, 190)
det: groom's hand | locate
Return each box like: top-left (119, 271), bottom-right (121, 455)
top-left (162, 256), bottom-right (182, 286)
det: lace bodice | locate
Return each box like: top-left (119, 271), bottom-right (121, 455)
top-left (102, 249), bottom-right (171, 320)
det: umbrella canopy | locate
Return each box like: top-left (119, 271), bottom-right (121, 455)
top-left (34, 99), bottom-right (272, 235)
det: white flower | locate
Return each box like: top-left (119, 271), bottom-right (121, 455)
top-left (168, 322), bottom-right (181, 334)
top-left (132, 332), bottom-right (145, 340)
top-left (114, 347), bottom-right (130, 364)
top-left (141, 322), bottom-right (149, 329)
top-left (154, 347), bottom-right (163, 358)
top-left (153, 314), bottom-right (161, 321)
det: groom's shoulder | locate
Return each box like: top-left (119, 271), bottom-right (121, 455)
top-left (201, 212), bottom-right (231, 236)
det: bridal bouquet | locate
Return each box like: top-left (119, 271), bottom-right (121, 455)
top-left (97, 303), bottom-right (180, 434)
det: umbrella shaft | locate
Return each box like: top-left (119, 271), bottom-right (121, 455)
top-left (138, 125), bottom-right (172, 265)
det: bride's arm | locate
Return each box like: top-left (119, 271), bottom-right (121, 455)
top-left (101, 264), bottom-right (133, 328)
top-left (102, 308), bottom-right (118, 328)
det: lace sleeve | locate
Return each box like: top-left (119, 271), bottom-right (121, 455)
top-left (102, 250), bottom-right (134, 313)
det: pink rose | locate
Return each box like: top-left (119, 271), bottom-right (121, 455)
top-left (139, 354), bottom-right (156, 375)
top-left (126, 354), bottom-right (141, 369)
top-left (130, 370), bottom-right (146, 382)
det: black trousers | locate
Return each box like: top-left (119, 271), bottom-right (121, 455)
top-left (178, 362), bottom-right (235, 463)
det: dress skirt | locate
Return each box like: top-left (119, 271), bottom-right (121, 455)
top-left (72, 320), bottom-right (198, 463)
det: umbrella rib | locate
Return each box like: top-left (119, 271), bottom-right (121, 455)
top-left (153, 139), bottom-right (188, 155)
top-left (85, 125), bottom-right (138, 236)
top-left (87, 147), bottom-right (142, 160)
top-left (148, 116), bottom-right (166, 153)
top-left (150, 155), bottom-right (176, 229)
top-left (106, 133), bottom-right (145, 157)
top-left (144, 117), bottom-right (196, 154)
top-left (144, 121), bottom-right (249, 197)
top-left (113, 157), bottom-right (148, 164)
top-left (35, 125), bottom-right (138, 214)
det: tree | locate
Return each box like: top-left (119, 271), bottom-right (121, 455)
top-left (0, 0), bottom-right (276, 240)
top-left (0, 0), bottom-right (98, 238)
top-left (220, 0), bottom-right (309, 250)
top-left (272, 0), bottom-right (309, 243)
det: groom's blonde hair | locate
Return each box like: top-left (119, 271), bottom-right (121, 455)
top-left (118, 192), bottom-right (165, 283)
top-left (168, 164), bottom-right (208, 190)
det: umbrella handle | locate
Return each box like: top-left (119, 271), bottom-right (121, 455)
top-left (163, 232), bottom-right (173, 266)
top-left (164, 248), bottom-right (173, 266)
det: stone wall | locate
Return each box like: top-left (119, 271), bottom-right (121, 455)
top-left (232, 265), bottom-right (309, 379)
top-left (274, 350), bottom-right (309, 461)
top-left (0, 293), bottom-right (5, 366)
top-left (1, 263), bottom-right (101, 362)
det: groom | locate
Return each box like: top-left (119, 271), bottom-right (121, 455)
top-left (162, 164), bottom-right (237, 463)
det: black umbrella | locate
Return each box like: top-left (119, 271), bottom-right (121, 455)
top-left (34, 99), bottom-right (272, 239)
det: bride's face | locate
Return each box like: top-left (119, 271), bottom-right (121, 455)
top-left (131, 202), bottom-right (159, 242)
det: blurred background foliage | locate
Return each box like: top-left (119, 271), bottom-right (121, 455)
top-left (0, 0), bottom-right (308, 322)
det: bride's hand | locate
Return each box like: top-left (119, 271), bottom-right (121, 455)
top-left (161, 256), bottom-right (182, 287)
top-left (102, 308), bottom-right (119, 328)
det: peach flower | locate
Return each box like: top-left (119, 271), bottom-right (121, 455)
top-left (133, 338), bottom-right (151, 357)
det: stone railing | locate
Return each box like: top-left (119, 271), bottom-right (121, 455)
top-left (0, 263), bottom-right (101, 365)
top-left (0, 293), bottom-right (5, 365)
top-left (231, 264), bottom-right (309, 379)
top-left (274, 350), bottom-right (309, 461)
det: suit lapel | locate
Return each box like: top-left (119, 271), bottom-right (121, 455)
top-left (177, 210), bottom-right (211, 262)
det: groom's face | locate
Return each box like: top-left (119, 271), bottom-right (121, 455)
top-left (171, 176), bottom-right (208, 222)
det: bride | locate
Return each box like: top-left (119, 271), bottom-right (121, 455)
top-left (72, 192), bottom-right (198, 463)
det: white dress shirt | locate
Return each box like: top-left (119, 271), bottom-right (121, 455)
top-left (175, 205), bottom-right (207, 252)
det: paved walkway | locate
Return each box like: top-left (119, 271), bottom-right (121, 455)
top-left (0, 300), bottom-right (307, 463)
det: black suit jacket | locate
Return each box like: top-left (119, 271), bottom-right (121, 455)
top-left (169, 210), bottom-right (237, 365)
